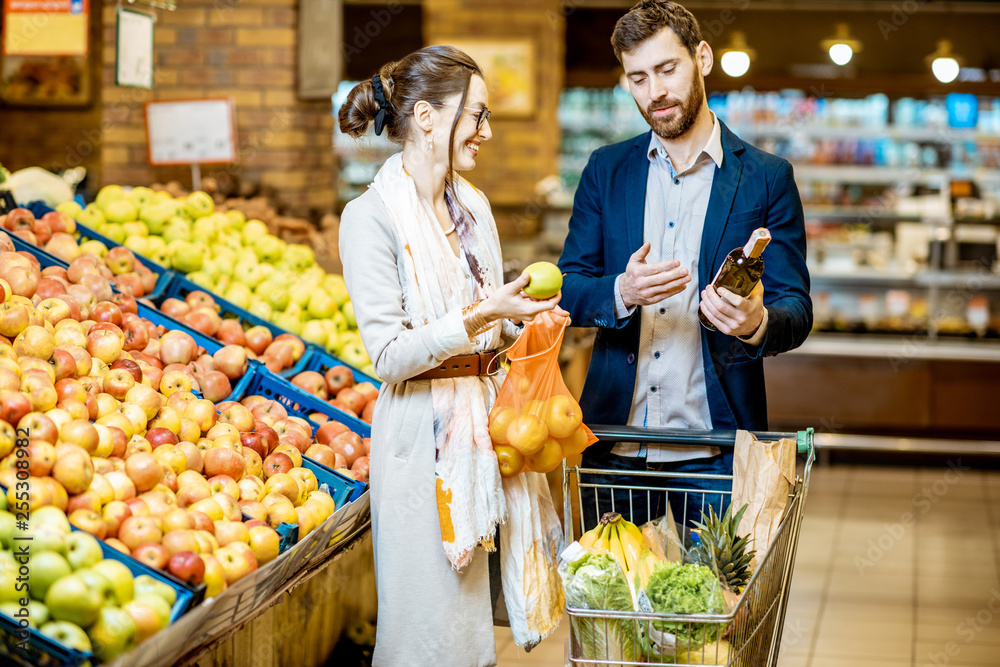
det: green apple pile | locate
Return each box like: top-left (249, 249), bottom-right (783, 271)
top-left (0, 510), bottom-right (175, 661)
top-left (58, 186), bottom-right (375, 378)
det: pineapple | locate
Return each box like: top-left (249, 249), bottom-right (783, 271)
top-left (691, 503), bottom-right (755, 591)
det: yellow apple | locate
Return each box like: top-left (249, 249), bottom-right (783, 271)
top-left (525, 437), bottom-right (563, 474)
top-left (494, 445), bottom-right (524, 478)
top-left (543, 395), bottom-right (583, 439)
top-left (506, 414), bottom-right (547, 456)
top-left (488, 407), bottom-right (517, 445)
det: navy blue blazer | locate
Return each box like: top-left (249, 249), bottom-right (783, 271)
top-left (558, 121), bottom-right (812, 440)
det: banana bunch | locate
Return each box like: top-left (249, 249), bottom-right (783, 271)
top-left (579, 512), bottom-right (658, 586)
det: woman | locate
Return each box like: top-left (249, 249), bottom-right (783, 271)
top-left (338, 46), bottom-right (563, 666)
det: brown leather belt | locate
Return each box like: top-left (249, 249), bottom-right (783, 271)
top-left (411, 350), bottom-right (498, 380)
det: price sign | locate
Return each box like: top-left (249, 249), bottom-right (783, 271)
top-left (2, 0), bottom-right (89, 56)
top-left (144, 98), bottom-right (238, 166)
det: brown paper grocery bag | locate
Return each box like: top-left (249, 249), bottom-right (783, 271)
top-left (731, 430), bottom-right (797, 567)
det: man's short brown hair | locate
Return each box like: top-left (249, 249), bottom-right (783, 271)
top-left (611, 1), bottom-right (703, 62)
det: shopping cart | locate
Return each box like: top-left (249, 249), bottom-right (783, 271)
top-left (562, 426), bottom-right (815, 667)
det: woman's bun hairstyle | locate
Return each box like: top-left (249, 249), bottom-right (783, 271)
top-left (338, 64), bottom-right (397, 139)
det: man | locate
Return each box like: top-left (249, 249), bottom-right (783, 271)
top-left (558, 0), bottom-right (812, 530)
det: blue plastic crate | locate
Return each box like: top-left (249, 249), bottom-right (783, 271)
top-left (0, 517), bottom-right (201, 667)
top-left (281, 344), bottom-right (381, 388)
top-left (157, 275), bottom-right (312, 377)
top-left (16, 201), bottom-right (177, 301)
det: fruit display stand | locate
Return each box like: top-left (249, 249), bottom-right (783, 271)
top-left (100, 501), bottom-right (373, 667)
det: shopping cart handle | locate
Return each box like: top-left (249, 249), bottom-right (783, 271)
top-left (587, 425), bottom-right (813, 453)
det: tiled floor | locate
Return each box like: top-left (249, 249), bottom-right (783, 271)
top-left (495, 462), bottom-right (1000, 666)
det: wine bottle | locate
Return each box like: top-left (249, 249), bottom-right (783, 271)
top-left (699, 227), bottom-right (771, 331)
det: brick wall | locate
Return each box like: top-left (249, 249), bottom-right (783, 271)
top-left (423, 0), bottom-right (564, 233)
top-left (0, 11), bottom-right (104, 184)
top-left (98, 0), bottom-right (335, 217)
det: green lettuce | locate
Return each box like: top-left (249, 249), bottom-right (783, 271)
top-left (644, 561), bottom-right (727, 650)
top-left (564, 551), bottom-right (639, 662)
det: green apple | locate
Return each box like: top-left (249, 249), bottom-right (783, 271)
top-left (134, 593), bottom-right (171, 629)
top-left (126, 186), bottom-right (155, 210)
top-left (95, 185), bottom-right (126, 214)
top-left (274, 312), bottom-right (302, 335)
top-left (193, 216), bottom-right (219, 243)
top-left (253, 234), bottom-right (284, 264)
top-left (40, 620), bottom-right (93, 652)
top-left (124, 236), bottom-right (150, 257)
top-left (91, 560), bottom-right (134, 606)
top-left (122, 221), bottom-right (148, 238)
top-left (0, 492), bottom-right (5, 511)
top-left (0, 600), bottom-right (49, 627)
top-left (0, 510), bottom-right (15, 549)
top-left (32, 507), bottom-right (72, 534)
top-left (139, 202), bottom-right (173, 235)
top-left (301, 320), bottom-right (328, 346)
top-left (360, 363), bottom-right (377, 379)
top-left (79, 239), bottom-right (108, 257)
top-left (0, 563), bottom-right (21, 603)
top-left (214, 275), bottom-right (231, 292)
top-left (133, 575), bottom-right (176, 608)
top-left (102, 223), bottom-right (127, 244)
top-left (258, 264), bottom-right (276, 281)
top-left (104, 200), bottom-right (138, 225)
top-left (225, 209), bottom-right (246, 230)
top-left (342, 301), bottom-right (357, 328)
top-left (331, 311), bottom-right (349, 333)
top-left (76, 569), bottom-right (118, 608)
top-left (78, 204), bottom-right (106, 228)
top-left (66, 532), bottom-right (103, 571)
top-left (27, 524), bottom-right (69, 556)
top-left (340, 340), bottom-right (371, 369)
top-left (224, 283), bottom-right (252, 310)
top-left (162, 217), bottom-right (192, 244)
top-left (248, 301), bottom-right (272, 321)
top-left (241, 219), bottom-right (269, 243)
top-left (261, 280), bottom-right (291, 312)
top-left (211, 246), bottom-right (237, 267)
top-left (234, 259), bottom-right (264, 289)
top-left (170, 241), bottom-right (205, 273)
top-left (29, 551), bottom-right (72, 601)
top-left (87, 605), bottom-right (138, 661)
top-left (57, 201), bottom-right (84, 218)
top-left (153, 191), bottom-right (172, 203)
top-left (187, 272), bottom-right (214, 290)
top-left (325, 330), bottom-right (341, 352)
top-left (201, 258), bottom-right (224, 281)
top-left (147, 236), bottom-right (167, 252)
top-left (522, 261), bottom-right (563, 299)
top-left (148, 246), bottom-right (172, 268)
top-left (279, 244), bottom-right (315, 272)
top-left (185, 191), bottom-right (215, 219)
top-left (289, 280), bottom-right (315, 309)
top-left (323, 275), bottom-right (350, 308)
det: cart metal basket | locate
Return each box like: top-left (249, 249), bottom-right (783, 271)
top-left (562, 426), bottom-right (815, 667)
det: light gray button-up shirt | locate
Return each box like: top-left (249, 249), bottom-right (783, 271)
top-left (610, 113), bottom-right (730, 463)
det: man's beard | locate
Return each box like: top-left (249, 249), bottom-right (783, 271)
top-left (638, 75), bottom-right (705, 141)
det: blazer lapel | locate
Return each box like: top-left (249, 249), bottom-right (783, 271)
top-left (700, 122), bottom-right (745, 286)
top-left (624, 132), bottom-right (651, 264)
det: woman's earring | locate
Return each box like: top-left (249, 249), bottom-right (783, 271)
top-left (426, 136), bottom-right (434, 151)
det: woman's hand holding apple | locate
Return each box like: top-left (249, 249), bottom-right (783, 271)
top-left (480, 272), bottom-right (561, 325)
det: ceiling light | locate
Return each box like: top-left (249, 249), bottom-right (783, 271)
top-left (821, 23), bottom-right (862, 66)
top-left (719, 32), bottom-right (754, 78)
top-left (927, 40), bottom-right (961, 84)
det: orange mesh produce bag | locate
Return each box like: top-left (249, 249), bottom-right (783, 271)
top-left (489, 310), bottom-right (597, 476)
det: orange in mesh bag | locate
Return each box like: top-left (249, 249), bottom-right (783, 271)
top-left (489, 310), bottom-right (598, 476)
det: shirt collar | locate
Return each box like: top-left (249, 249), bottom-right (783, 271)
top-left (647, 111), bottom-right (724, 170)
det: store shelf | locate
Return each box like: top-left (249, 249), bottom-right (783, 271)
top-left (728, 124), bottom-right (1000, 143)
top-left (793, 164), bottom-right (1000, 185)
top-left (790, 333), bottom-right (1000, 362)
top-left (804, 208), bottom-right (923, 223)
top-left (810, 268), bottom-right (1000, 290)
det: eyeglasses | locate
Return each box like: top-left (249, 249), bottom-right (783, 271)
top-left (464, 106), bottom-right (491, 130)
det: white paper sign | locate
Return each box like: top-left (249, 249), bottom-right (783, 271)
top-left (144, 98), bottom-right (237, 165)
top-left (116, 8), bottom-right (154, 89)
